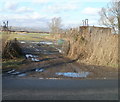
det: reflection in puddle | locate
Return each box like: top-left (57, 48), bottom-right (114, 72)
top-left (35, 68), bottom-right (44, 72)
top-left (6, 69), bottom-right (26, 77)
top-left (25, 54), bottom-right (39, 62)
top-left (26, 54), bottom-right (33, 58)
top-left (42, 50), bottom-right (59, 55)
top-left (39, 41), bottom-right (53, 45)
top-left (20, 41), bottom-right (26, 43)
top-left (56, 72), bottom-right (89, 78)
top-left (18, 73), bottom-right (26, 77)
top-left (55, 48), bottom-right (62, 53)
top-left (39, 78), bottom-right (44, 79)
top-left (35, 49), bottom-right (40, 51)
top-left (26, 54), bottom-right (38, 58)
top-left (11, 72), bottom-right (20, 75)
top-left (31, 58), bottom-right (39, 62)
top-left (7, 69), bottom-right (15, 74)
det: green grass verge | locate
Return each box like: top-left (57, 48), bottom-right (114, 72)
top-left (2, 57), bottom-right (25, 70)
top-left (7, 32), bottom-right (51, 41)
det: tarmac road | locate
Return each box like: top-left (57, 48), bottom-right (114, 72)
top-left (2, 78), bottom-right (118, 100)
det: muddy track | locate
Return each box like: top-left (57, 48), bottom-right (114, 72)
top-left (3, 40), bottom-right (118, 79)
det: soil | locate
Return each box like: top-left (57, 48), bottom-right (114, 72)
top-left (2, 39), bottom-right (118, 79)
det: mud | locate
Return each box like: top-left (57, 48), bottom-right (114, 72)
top-left (2, 39), bottom-right (118, 79)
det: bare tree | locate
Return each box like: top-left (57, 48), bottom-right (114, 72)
top-left (48, 17), bottom-right (62, 34)
top-left (99, 0), bottom-right (120, 34)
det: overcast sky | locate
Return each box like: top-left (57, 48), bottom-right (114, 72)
top-left (0, 0), bottom-right (111, 29)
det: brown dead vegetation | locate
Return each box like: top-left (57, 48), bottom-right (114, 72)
top-left (2, 38), bottom-right (23, 60)
top-left (62, 26), bottom-right (118, 68)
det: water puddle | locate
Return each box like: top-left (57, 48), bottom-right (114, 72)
top-left (6, 69), bottom-right (27, 77)
top-left (7, 69), bottom-right (21, 75)
top-left (35, 68), bottom-right (44, 72)
top-left (55, 48), bottom-right (62, 53)
top-left (39, 41), bottom-right (53, 45)
top-left (39, 78), bottom-right (44, 79)
top-left (18, 73), bottom-right (26, 77)
top-left (25, 54), bottom-right (38, 58)
top-left (31, 58), bottom-right (39, 62)
top-left (56, 72), bottom-right (90, 78)
top-left (41, 50), bottom-right (59, 55)
top-left (35, 49), bottom-right (40, 51)
top-left (7, 69), bottom-right (15, 74)
top-left (20, 41), bottom-right (26, 43)
top-left (11, 72), bottom-right (20, 75)
top-left (25, 54), bottom-right (39, 62)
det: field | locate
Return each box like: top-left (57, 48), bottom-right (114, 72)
top-left (1, 31), bottom-right (52, 70)
top-left (1, 29), bottom-right (118, 80)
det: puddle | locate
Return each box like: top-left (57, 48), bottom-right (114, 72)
top-left (7, 70), bottom-right (22, 75)
top-left (56, 72), bottom-right (90, 78)
top-left (42, 50), bottom-right (59, 55)
top-left (29, 45), bottom-right (33, 47)
top-left (26, 54), bottom-right (33, 58)
top-left (39, 78), bottom-right (44, 79)
top-left (35, 49), bottom-right (40, 51)
top-left (7, 69), bottom-right (15, 74)
top-left (18, 73), bottom-right (26, 77)
top-left (31, 58), bottom-right (39, 62)
top-left (35, 68), bottom-right (44, 72)
top-left (55, 48), bottom-right (62, 53)
top-left (25, 54), bottom-right (38, 58)
top-left (39, 41), bottom-right (53, 45)
top-left (11, 72), bottom-right (20, 75)
top-left (25, 54), bottom-right (39, 62)
top-left (20, 41), bottom-right (26, 43)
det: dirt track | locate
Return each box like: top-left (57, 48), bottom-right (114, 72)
top-left (2, 39), bottom-right (118, 79)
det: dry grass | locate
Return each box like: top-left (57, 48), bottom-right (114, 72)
top-left (1, 31), bottom-right (11, 60)
top-left (62, 26), bottom-right (118, 68)
top-left (1, 32), bottom-right (11, 50)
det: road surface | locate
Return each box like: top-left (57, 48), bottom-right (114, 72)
top-left (2, 78), bottom-right (118, 100)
